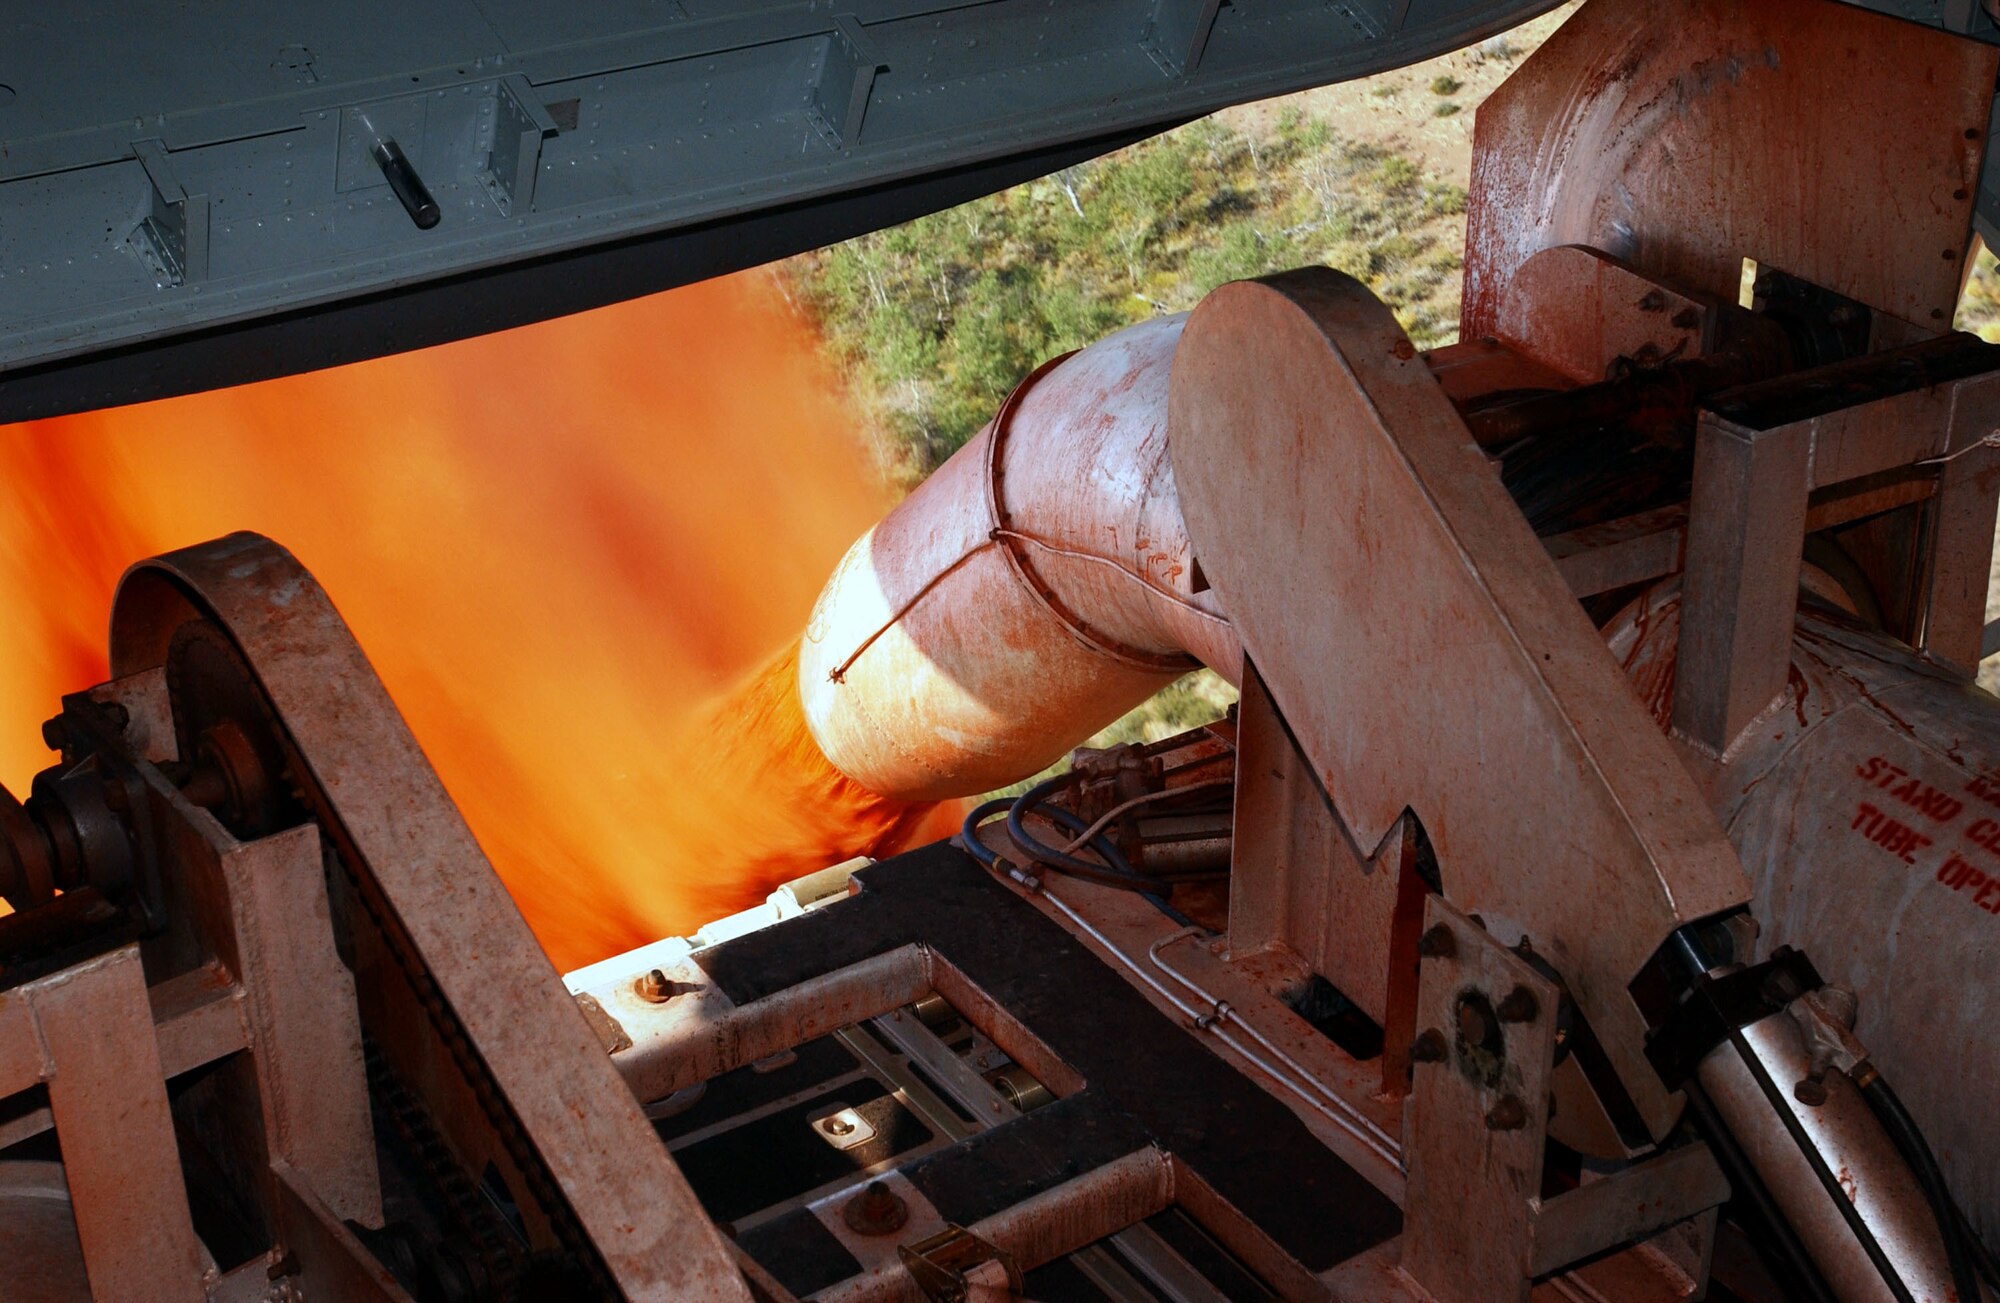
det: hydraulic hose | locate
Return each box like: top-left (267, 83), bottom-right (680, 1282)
top-left (1859, 1069), bottom-right (1983, 1303)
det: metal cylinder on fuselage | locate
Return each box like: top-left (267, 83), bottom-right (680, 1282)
top-left (1605, 583), bottom-right (2000, 1244)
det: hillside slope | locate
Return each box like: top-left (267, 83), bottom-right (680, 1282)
top-left (782, 2), bottom-right (2000, 765)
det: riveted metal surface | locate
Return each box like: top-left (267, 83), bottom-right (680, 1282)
top-left (0, 0), bottom-right (1566, 410)
top-left (1463, 0), bottom-right (1996, 343)
top-left (28, 944), bottom-right (209, 1303)
top-left (1400, 898), bottom-right (1560, 1303)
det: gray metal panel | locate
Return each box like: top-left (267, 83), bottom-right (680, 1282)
top-left (0, 0), bottom-right (1564, 395)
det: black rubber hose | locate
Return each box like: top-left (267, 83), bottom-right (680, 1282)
top-left (1859, 1070), bottom-right (1981, 1303)
top-left (958, 797), bottom-right (1013, 869)
top-left (1954, 1199), bottom-right (2000, 1291)
top-left (1680, 1078), bottom-right (1839, 1303)
top-left (1680, 1079), bottom-right (1832, 1303)
top-left (1006, 775), bottom-right (1139, 877)
top-left (965, 786), bottom-right (1197, 926)
top-left (965, 789), bottom-right (1149, 890)
top-left (1030, 800), bottom-right (1198, 926)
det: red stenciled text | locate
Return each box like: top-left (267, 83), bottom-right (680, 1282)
top-left (1936, 853), bottom-right (2000, 915)
top-left (1965, 768), bottom-right (2000, 813)
top-left (1850, 802), bottom-right (1933, 865)
top-left (1855, 756), bottom-right (1964, 822)
top-left (1965, 817), bottom-right (2000, 859)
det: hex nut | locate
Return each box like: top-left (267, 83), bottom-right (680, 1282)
top-left (1496, 986), bottom-right (1540, 1024)
top-left (1417, 925), bottom-right (1456, 960)
top-left (635, 969), bottom-right (675, 1003)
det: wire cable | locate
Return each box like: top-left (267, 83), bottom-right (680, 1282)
top-left (1056, 778), bottom-right (1234, 855)
top-left (1007, 774), bottom-right (1138, 878)
top-left (1034, 886), bottom-right (1401, 1173)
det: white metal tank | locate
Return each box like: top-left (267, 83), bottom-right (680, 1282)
top-left (1605, 582), bottom-right (2000, 1241)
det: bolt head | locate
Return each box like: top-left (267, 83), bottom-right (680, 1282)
top-left (1417, 924), bottom-right (1456, 960)
top-left (842, 1180), bottom-right (909, 1236)
top-left (635, 969), bottom-right (675, 1003)
top-left (1794, 1077), bottom-right (1830, 1107)
top-left (1485, 1095), bottom-right (1529, 1131)
top-left (1496, 986), bottom-right (1539, 1024)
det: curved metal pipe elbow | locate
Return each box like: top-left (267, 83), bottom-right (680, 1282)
top-left (798, 316), bottom-right (1239, 800)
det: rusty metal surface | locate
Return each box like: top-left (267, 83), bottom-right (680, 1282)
top-left (0, 1162), bottom-right (91, 1303)
top-left (1675, 348), bottom-right (2000, 752)
top-left (1399, 897), bottom-right (1561, 1303)
top-left (809, 1147), bottom-right (1174, 1303)
top-left (798, 314), bottom-right (1239, 800)
top-left (0, 962), bottom-right (247, 1154)
top-left (612, 944), bottom-right (931, 1104)
top-left (1527, 1143), bottom-right (1728, 1277)
top-left (269, 1162), bottom-right (419, 1303)
top-left (1544, 503), bottom-right (1687, 599)
top-left (1917, 433), bottom-right (2000, 672)
top-left (207, 818), bottom-right (382, 1226)
top-left (1015, 862), bottom-right (1405, 1201)
top-left (1673, 410), bottom-right (1815, 755)
top-left (1463, 0), bottom-right (1995, 344)
top-left (1227, 662), bottom-right (1418, 1100)
top-left (28, 943), bottom-right (209, 1303)
top-left (105, 532), bottom-right (750, 1303)
top-left (1496, 245), bottom-right (1720, 383)
top-left (1170, 267), bottom-right (1749, 1140)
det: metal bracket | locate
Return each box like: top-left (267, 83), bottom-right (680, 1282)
top-left (1143, 0), bottom-right (1224, 76)
top-left (482, 74), bottom-right (560, 217)
top-left (131, 140), bottom-right (209, 286)
top-left (810, 16), bottom-right (885, 150)
top-left (1400, 897), bottom-right (1561, 1303)
top-left (897, 1224), bottom-right (1023, 1303)
top-left (1674, 336), bottom-right (2000, 752)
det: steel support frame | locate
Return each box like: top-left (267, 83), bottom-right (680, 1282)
top-left (574, 879), bottom-right (1345, 1301)
top-left (1674, 365), bottom-right (2000, 754)
top-left (1171, 266), bottom-right (1751, 1144)
top-left (108, 533), bottom-right (753, 1301)
top-left (0, 754), bottom-right (398, 1301)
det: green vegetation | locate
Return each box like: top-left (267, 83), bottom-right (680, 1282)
top-left (1958, 245), bottom-right (2000, 343)
top-left (787, 113), bottom-right (1470, 489)
top-left (786, 106), bottom-right (1479, 776)
top-left (1428, 75), bottom-right (1463, 95)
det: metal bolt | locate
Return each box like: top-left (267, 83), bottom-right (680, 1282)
top-left (1409, 1028), bottom-right (1447, 1063)
top-left (1794, 1076), bottom-right (1830, 1107)
top-left (842, 1180), bottom-right (910, 1236)
top-left (1485, 1095), bottom-right (1529, 1131)
top-left (824, 1114), bottom-right (856, 1136)
top-left (1417, 925), bottom-right (1456, 960)
top-left (1458, 998), bottom-right (1495, 1046)
top-left (1496, 986), bottom-right (1539, 1024)
top-left (635, 969), bottom-right (675, 1003)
